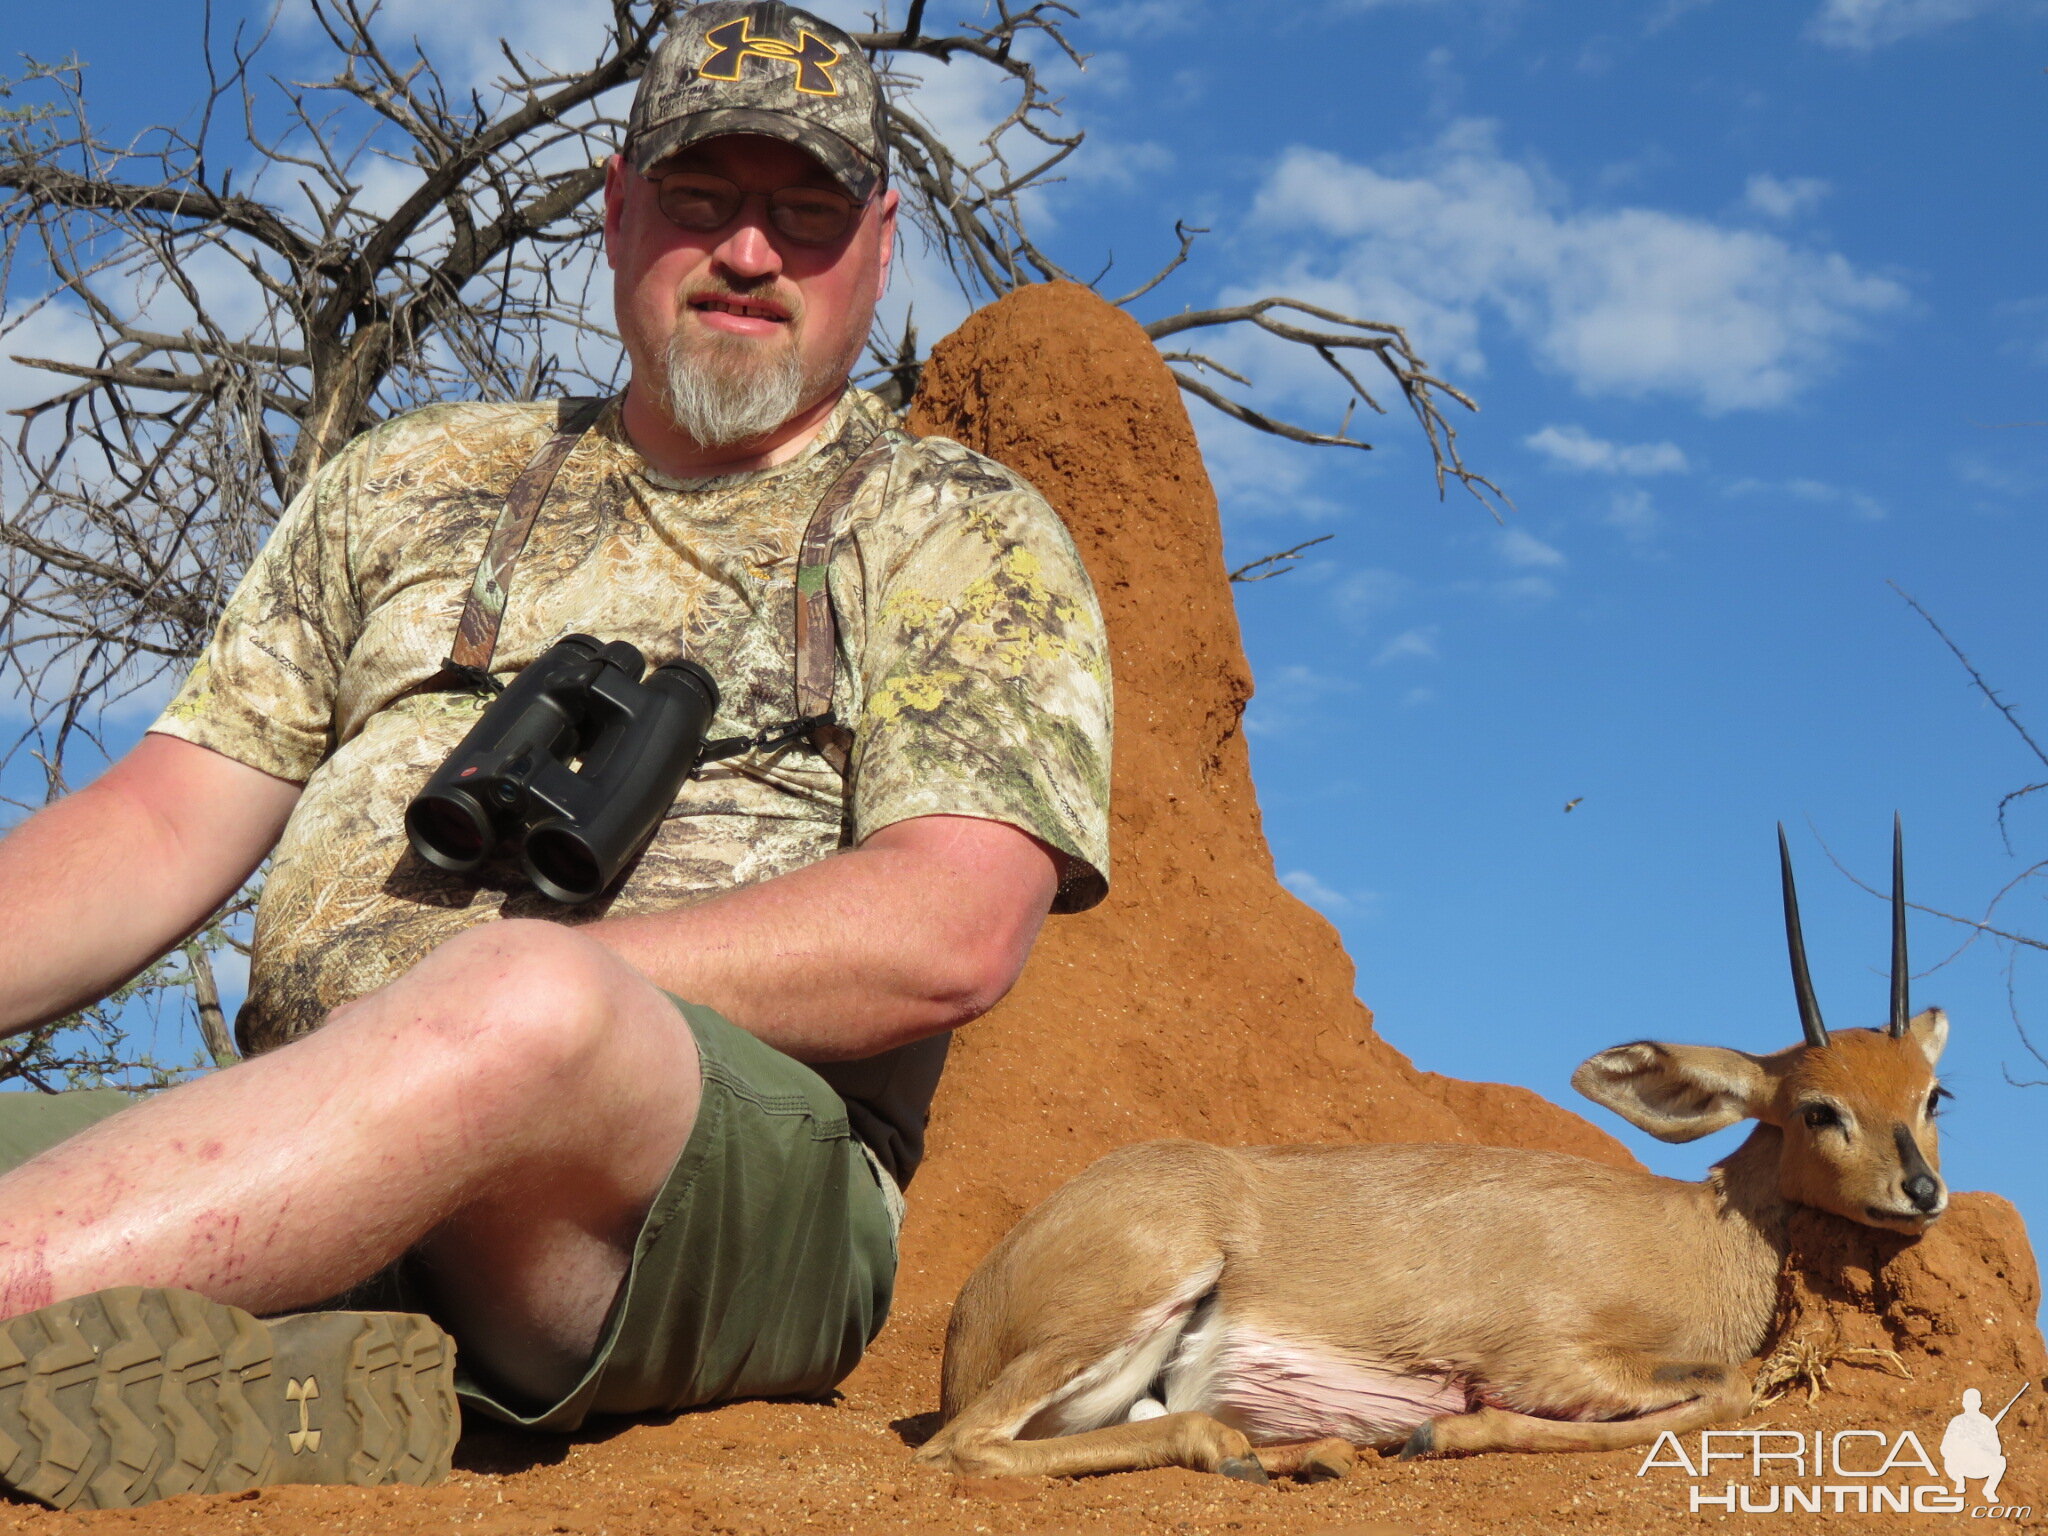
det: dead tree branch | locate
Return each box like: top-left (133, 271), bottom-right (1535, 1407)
top-left (1229, 534), bottom-right (1332, 584)
top-left (1145, 298), bottom-right (1508, 516)
top-left (1875, 592), bottom-right (2048, 1085)
top-left (1891, 581), bottom-right (2048, 851)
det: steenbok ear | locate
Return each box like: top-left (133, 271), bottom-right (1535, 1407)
top-left (1571, 1041), bottom-right (1771, 1143)
top-left (1904, 1006), bottom-right (1949, 1069)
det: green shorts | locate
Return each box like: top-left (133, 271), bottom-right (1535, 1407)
top-left (456, 998), bottom-right (900, 1430)
top-left (0, 1086), bottom-right (138, 1168)
top-left (0, 1000), bottom-right (900, 1435)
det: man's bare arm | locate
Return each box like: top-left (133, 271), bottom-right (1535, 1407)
top-left (0, 733), bottom-right (302, 1036)
top-left (589, 813), bottom-right (1063, 1062)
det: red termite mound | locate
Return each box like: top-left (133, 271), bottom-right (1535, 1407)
top-left (1766, 1200), bottom-right (2046, 1427)
top-left (893, 281), bottom-right (1634, 1308)
top-left (894, 280), bottom-right (2047, 1425)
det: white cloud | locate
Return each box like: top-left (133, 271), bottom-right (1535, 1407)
top-left (1646, 0), bottom-right (1718, 31)
top-left (1487, 574), bottom-right (1559, 605)
top-left (0, 636), bottom-right (185, 734)
top-left (1606, 486), bottom-right (1662, 540)
top-left (1525, 424), bottom-right (1689, 475)
top-left (0, 299), bottom-right (102, 417)
top-left (1791, 477), bottom-right (1880, 517)
top-left (1496, 526), bottom-right (1565, 568)
top-left (1744, 173), bottom-right (1830, 221)
top-left (1953, 452), bottom-right (2042, 498)
top-left (874, 241), bottom-right (979, 380)
top-left (297, 0), bottom-right (619, 93)
top-left (887, 40), bottom-right (1025, 167)
top-left (210, 942), bottom-right (253, 1023)
top-left (1334, 566), bottom-right (1410, 628)
top-left (1280, 869), bottom-right (1381, 917)
top-left (4, 236), bottom-right (277, 411)
top-left (1421, 46), bottom-right (1465, 120)
top-left (1243, 663), bottom-right (1360, 738)
top-left (1994, 296), bottom-right (2048, 368)
top-left (1196, 412), bottom-right (1349, 521)
top-left (1258, 662), bottom-right (1348, 695)
top-left (1373, 625), bottom-right (1440, 665)
top-left (1725, 475), bottom-right (1886, 518)
top-left (1237, 122), bottom-right (1908, 413)
top-left (1086, 0), bottom-right (1206, 40)
top-left (1807, 0), bottom-right (2035, 47)
top-left (1, 239), bottom-right (299, 541)
top-left (1280, 869), bottom-right (1348, 912)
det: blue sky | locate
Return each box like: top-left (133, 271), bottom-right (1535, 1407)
top-left (1070, 0), bottom-right (2048, 1244)
top-left (4, 1), bottom-right (2046, 1271)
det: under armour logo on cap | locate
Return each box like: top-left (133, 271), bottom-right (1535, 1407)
top-left (626, 1), bottom-right (886, 202)
top-left (699, 15), bottom-right (842, 96)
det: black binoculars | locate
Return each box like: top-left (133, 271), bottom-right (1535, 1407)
top-left (405, 634), bottom-right (721, 904)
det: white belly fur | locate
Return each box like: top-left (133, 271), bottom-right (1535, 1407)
top-left (1031, 1296), bottom-right (1466, 1447)
top-left (1164, 1311), bottom-right (1466, 1445)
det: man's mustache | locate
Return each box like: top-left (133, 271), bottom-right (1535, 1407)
top-left (680, 282), bottom-right (804, 330)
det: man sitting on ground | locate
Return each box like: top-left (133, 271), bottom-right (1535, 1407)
top-left (0, 2), bottom-right (1109, 1508)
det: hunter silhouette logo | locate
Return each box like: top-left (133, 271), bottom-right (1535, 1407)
top-left (698, 17), bottom-right (842, 95)
top-left (1634, 1380), bottom-right (2033, 1518)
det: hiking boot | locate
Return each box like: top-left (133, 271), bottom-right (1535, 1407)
top-left (0, 1286), bottom-right (459, 1510)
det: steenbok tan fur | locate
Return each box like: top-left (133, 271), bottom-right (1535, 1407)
top-left (916, 824), bottom-right (1951, 1484)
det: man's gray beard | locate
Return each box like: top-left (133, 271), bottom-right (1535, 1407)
top-left (658, 330), bottom-right (809, 449)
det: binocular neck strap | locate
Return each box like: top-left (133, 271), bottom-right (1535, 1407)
top-left (795, 426), bottom-right (907, 777)
top-left (442, 400), bottom-right (909, 777)
top-left (446, 395), bottom-right (613, 688)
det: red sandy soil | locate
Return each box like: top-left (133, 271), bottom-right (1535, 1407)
top-left (9, 281), bottom-right (2042, 1535)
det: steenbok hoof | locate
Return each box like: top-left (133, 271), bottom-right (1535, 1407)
top-left (1396, 1422), bottom-right (1435, 1461)
top-left (1216, 1455), bottom-right (1270, 1484)
top-left (1297, 1441), bottom-right (1355, 1483)
top-left (1255, 1438), bottom-right (1356, 1482)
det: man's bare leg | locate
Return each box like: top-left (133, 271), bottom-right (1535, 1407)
top-left (0, 918), bottom-right (701, 1404)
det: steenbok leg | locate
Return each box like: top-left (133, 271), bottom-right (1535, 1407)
top-left (1402, 1361), bottom-right (1752, 1457)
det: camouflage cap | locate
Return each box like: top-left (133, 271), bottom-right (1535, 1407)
top-left (627, 2), bottom-right (888, 203)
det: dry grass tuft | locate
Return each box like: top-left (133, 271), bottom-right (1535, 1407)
top-left (1751, 1330), bottom-right (1913, 1409)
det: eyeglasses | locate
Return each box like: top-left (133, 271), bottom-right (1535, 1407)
top-left (649, 171), bottom-right (865, 248)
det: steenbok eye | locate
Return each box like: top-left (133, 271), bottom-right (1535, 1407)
top-left (1927, 1086), bottom-right (1953, 1118)
top-left (1801, 1103), bottom-right (1843, 1131)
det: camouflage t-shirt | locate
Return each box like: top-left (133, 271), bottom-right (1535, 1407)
top-left (149, 388), bottom-right (1112, 1184)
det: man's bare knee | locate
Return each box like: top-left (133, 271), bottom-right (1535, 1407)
top-left (373, 919), bottom-right (677, 1109)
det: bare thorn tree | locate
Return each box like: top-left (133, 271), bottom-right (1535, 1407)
top-left (1891, 582), bottom-right (2048, 851)
top-left (1, 0), bottom-right (1496, 1086)
top-left (1864, 582), bottom-right (2048, 1086)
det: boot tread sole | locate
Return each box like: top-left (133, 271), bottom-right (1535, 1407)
top-left (0, 1287), bottom-right (457, 1510)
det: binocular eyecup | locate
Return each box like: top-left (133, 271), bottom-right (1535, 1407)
top-left (405, 634), bottom-right (721, 904)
